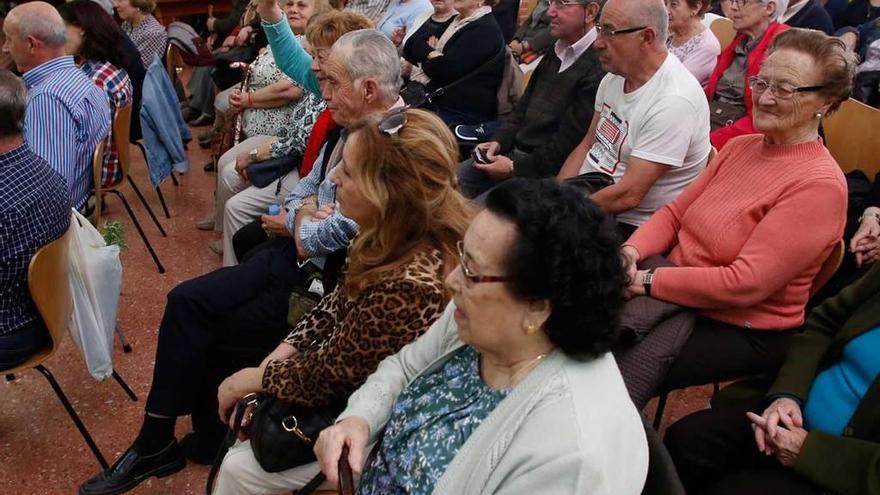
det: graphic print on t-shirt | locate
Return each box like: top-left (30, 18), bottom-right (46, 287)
top-left (587, 103), bottom-right (629, 175)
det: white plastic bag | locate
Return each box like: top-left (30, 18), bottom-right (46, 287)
top-left (67, 209), bottom-right (122, 380)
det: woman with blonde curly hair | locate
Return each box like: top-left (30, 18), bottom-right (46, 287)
top-left (210, 108), bottom-right (472, 494)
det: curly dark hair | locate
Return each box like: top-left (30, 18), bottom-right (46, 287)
top-left (57, 1), bottom-right (128, 69)
top-left (484, 178), bottom-right (627, 359)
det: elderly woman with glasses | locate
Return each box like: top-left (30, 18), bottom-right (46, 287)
top-left (705, 0), bottom-right (789, 149)
top-left (312, 178), bottom-right (648, 495)
top-left (616, 29), bottom-right (856, 410)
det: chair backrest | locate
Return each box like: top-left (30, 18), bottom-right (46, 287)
top-left (113, 104), bottom-right (133, 177)
top-left (810, 239), bottom-right (845, 297)
top-left (26, 223), bottom-right (74, 361)
top-left (710, 17), bottom-right (737, 51)
top-left (165, 42), bottom-right (175, 80)
top-left (90, 139), bottom-right (107, 225)
top-left (707, 145), bottom-right (717, 165)
top-left (823, 98), bottom-right (880, 178)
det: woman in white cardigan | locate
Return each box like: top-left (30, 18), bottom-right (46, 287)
top-left (314, 178), bottom-right (649, 495)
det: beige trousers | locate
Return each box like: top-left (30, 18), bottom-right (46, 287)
top-left (213, 440), bottom-right (332, 495)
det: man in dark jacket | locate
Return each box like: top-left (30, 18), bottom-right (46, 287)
top-left (781, 0), bottom-right (833, 34)
top-left (456, 0), bottom-right (606, 200)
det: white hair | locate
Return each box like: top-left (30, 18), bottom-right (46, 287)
top-left (333, 29), bottom-right (402, 103)
top-left (631, 0), bottom-right (668, 46)
top-left (13, 8), bottom-right (67, 48)
top-left (767, 0), bottom-right (789, 21)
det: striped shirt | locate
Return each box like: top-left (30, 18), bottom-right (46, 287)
top-left (122, 14), bottom-right (168, 69)
top-left (82, 60), bottom-right (133, 188)
top-left (0, 143), bottom-right (71, 335)
top-left (23, 56), bottom-right (111, 211)
top-left (346, 0), bottom-right (395, 23)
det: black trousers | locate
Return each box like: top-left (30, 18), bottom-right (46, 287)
top-left (665, 397), bottom-right (828, 495)
top-left (659, 316), bottom-right (794, 393)
top-left (0, 320), bottom-right (50, 370)
top-left (145, 239), bottom-right (305, 436)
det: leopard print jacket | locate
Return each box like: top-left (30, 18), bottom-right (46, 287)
top-left (261, 246), bottom-right (449, 408)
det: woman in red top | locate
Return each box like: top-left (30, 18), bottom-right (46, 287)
top-left (616, 29), bottom-right (856, 409)
top-left (705, 0), bottom-right (788, 149)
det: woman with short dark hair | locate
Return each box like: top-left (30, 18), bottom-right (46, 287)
top-left (312, 178), bottom-right (648, 495)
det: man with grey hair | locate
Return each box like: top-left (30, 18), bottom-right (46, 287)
top-left (0, 69), bottom-right (71, 369)
top-left (2, 1), bottom-right (109, 212)
top-left (558, 0), bottom-right (711, 238)
top-left (456, 0), bottom-right (607, 200)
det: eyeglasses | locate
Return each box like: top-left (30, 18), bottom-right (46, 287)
top-left (595, 25), bottom-right (648, 38)
top-left (457, 241), bottom-right (510, 285)
top-left (748, 76), bottom-right (826, 99)
top-left (548, 0), bottom-right (589, 7)
top-left (728, 0), bottom-right (764, 7)
top-left (307, 47), bottom-right (331, 63)
top-left (377, 106), bottom-right (410, 136)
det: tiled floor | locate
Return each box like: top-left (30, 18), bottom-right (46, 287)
top-left (0, 122), bottom-right (716, 495)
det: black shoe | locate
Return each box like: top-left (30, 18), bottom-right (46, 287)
top-left (198, 133), bottom-right (212, 149)
top-left (189, 114), bottom-right (214, 127)
top-left (180, 431), bottom-right (224, 465)
top-left (79, 441), bottom-right (185, 495)
top-left (203, 161), bottom-right (215, 172)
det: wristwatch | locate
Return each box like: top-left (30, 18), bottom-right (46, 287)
top-left (642, 269), bottom-right (655, 297)
top-left (248, 148), bottom-right (259, 163)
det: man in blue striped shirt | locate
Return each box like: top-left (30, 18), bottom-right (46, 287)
top-left (3, 1), bottom-right (110, 211)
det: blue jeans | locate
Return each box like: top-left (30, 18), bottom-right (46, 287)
top-left (0, 321), bottom-right (50, 370)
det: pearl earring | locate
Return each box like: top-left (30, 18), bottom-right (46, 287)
top-left (815, 112), bottom-right (823, 119)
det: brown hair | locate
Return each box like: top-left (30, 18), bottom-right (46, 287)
top-left (129, 0), bottom-right (157, 13)
top-left (304, 10), bottom-right (372, 48)
top-left (769, 28), bottom-right (858, 114)
top-left (342, 109), bottom-right (473, 294)
top-left (682, 0), bottom-right (710, 17)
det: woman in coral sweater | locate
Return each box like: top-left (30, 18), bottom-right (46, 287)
top-left (617, 29), bottom-right (856, 408)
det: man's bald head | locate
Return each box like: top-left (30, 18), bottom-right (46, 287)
top-left (3, 2), bottom-right (67, 73)
top-left (603, 0), bottom-right (668, 45)
top-left (5, 2), bottom-right (67, 48)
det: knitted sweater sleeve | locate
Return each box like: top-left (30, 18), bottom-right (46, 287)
top-left (650, 170), bottom-right (846, 309)
top-left (625, 148), bottom-right (723, 256)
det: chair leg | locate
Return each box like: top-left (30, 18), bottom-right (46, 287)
top-left (111, 369), bottom-right (138, 402)
top-left (653, 391), bottom-right (669, 430)
top-left (170, 171), bottom-right (179, 186)
top-left (35, 364), bottom-right (109, 469)
top-left (109, 190), bottom-right (166, 274)
top-left (155, 184), bottom-right (171, 219)
top-left (115, 324), bottom-right (133, 353)
top-left (126, 174), bottom-right (167, 237)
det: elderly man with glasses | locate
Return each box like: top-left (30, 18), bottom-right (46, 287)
top-left (558, 0), bottom-right (711, 239)
top-left (705, 0), bottom-right (789, 148)
top-left (455, 0), bottom-right (607, 200)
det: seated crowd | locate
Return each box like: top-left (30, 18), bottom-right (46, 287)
top-left (0, 0), bottom-right (878, 494)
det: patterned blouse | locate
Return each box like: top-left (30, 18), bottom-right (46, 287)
top-left (261, 247), bottom-right (448, 408)
top-left (359, 346), bottom-right (509, 495)
top-left (667, 27), bottom-right (720, 88)
top-left (122, 14), bottom-right (168, 69)
top-left (81, 60), bottom-right (132, 188)
top-left (242, 45), bottom-right (325, 158)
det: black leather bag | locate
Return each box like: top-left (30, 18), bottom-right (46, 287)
top-left (206, 393), bottom-right (345, 494)
top-left (563, 171), bottom-right (614, 195)
top-left (708, 100), bottom-right (747, 131)
top-left (248, 394), bottom-right (343, 472)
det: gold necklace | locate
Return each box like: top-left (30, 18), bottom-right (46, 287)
top-left (505, 353), bottom-right (548, 389)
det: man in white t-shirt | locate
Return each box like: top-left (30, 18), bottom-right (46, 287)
top-left (558, 0), bottom-right (710, 237)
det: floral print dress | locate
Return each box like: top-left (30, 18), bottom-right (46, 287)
top-left (358, 346), bottom-right (509, 495)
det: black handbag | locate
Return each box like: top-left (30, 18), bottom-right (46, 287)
top-left (206, 393), bottom-right (345, 494)
top-left (708, 100), bottom-right (747, 131)
top-left (247, 154), bottom-right (301, 191)
top-left (564, 171), bottom-right (614, 195)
